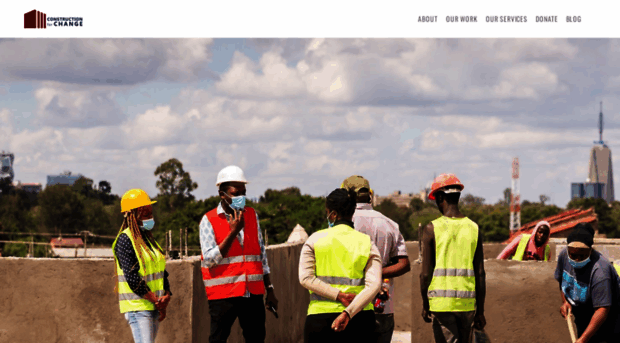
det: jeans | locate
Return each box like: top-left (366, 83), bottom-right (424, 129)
top-left (124, 310), bottom-right (160, 343)
top-left (208, 294), bottom-right (266, 343)
top-left (374, 313), bottom-right (395, 343)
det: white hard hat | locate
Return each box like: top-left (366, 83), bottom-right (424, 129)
top-left (216, 165), bottom-right (249, 187)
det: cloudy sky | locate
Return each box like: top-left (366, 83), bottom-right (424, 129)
top-left (1, 38), bottom-right (619, 207)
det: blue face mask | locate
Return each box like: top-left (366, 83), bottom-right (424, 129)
top-left (226, 194), bottom-right (246, 211)
top-left (327, 211), bottom-right (335, 228)
top-left (569, 255), bottom-right (591, 269)
top-left (142, 218), bottom-right (155, 231)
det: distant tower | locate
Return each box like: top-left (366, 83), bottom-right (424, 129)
top-left (510, 157), bottom-right (521, 233)
top-left (588, 102), bottom-right (614, 202)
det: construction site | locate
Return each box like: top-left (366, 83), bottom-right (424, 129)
top-left (1, 106), bottom-right (619, 342)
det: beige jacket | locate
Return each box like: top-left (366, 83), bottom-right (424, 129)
top-left (299, 227), bottom-right (382, 318)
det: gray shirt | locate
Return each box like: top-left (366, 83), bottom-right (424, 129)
top-left (352, 203), bottom-right (408, 314)
top-left (554, 249), bottom-right (620, 340)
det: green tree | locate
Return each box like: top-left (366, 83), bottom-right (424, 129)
top-left (567, 198), bottom-right (616, 237)
top-left (38, 185), bottom-right (86, 234)
top-left (503, 188), bottom-right (512, 206)
top-left (154, 158), bottom-right (198, 210)
top-left (255, 187), bottom-right (326, 244)
top-left (460, 194), bottom-right (485, 207)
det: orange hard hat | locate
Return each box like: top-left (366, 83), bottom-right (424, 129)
top-left (428, 173), bottom-right (464, 200)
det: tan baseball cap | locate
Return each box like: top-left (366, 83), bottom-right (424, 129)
top-left (341, 175), bottom-right (372, 195)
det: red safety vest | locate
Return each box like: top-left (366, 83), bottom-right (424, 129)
top-left (201, 206), bottom-right (265, 300)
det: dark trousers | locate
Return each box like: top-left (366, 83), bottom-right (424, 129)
top-left (373, 313), bottom-right (395, 343)
top-left (208, 294), bottom-right (266, 343)
top-left (304, 310), bottom-right (375, 343)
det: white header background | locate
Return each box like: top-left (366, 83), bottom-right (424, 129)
top-left (1, 0), bottom-right (619, 38)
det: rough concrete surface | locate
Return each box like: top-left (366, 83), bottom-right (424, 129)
top-left (0, 243), bottom-right (308, 343)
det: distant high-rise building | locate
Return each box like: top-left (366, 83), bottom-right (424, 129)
top-left (571, 101), bottom-right (614, 203)
top-left (588, 102), bottom-right (614, 203)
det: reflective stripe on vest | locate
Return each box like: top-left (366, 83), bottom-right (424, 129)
top-left (117, 271), bottom-right (164, 283)
top-left (200, 254), bottom-right (262, 268)
top-left (307, 224), bottom-right (375, 315)
top-left (433, 268), bottom-right (475, 277)
top-left (112, 228), bottom-right (166, 314)
top-left (428, 216), bottom-right (478, 312)
top-left (119, 289), bottom-right (165, 301)
top-left (201, 207), bottom-right (265, 300)
top-left (203, 273), bottom-right (264, 287)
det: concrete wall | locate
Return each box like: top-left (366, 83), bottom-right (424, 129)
top-left (0, 243), bottom-right (308, 343)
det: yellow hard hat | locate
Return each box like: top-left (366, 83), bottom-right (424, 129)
top-left (121, 189), bottom-right (157, 213)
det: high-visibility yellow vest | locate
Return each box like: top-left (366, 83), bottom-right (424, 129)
top-left (512, 234), bottom-right (550, 261)
top-left (112, 228), bottom-right (166, 313)
top-left (614, 263), bottom-right (620, 276)
top-left (307, 224), bottom-right (375, 315)
top-left (428, 216), bottom-right (478, 312)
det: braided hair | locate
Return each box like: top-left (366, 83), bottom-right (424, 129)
top-left (114, 207), bottom-right (163, 292)
top-left (326, 188), bottom-right (357, 220)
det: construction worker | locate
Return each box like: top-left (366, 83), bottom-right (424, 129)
top-left (556, 223), bottom-right (620, 343)
top-left (199, 165), bottom-right (278, 343)
top-left (112, 189), bottom-right (171, 343)
top-left (496, 220), bottom-right (551, 261)
top-left (341, 175), bottom-right (411, 343)
top-left (420, 174), bottom-right (486, 343)
top-left (299, 188), bottom-right (382, 343)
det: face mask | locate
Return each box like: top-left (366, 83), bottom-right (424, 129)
top-left (226, 193), bottom-right (246, 211)
top-left (569, 255), bottom-right (591, 269)
top-left (142, 218), bottom-right (155, 231)
top-left (327, 211), bottom-right (335, 228)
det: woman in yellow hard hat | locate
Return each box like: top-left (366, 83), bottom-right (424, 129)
top-left (112, 189), bottom-right (171, 343)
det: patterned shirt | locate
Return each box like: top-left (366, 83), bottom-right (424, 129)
top-left (199, 203), bottom-right (270, 298)
top-left (352, 203), bottom-right (408, 314)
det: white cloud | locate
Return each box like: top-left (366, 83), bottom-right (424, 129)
top-left (34, 85), bottom-right (125, 128)
top-left (0, 39), bottom-right (216, 85)
top-left (216, 51), bottom-right (306, 99)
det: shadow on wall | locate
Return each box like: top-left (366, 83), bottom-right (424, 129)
top-left (0, 243), bottom-right (309, 343)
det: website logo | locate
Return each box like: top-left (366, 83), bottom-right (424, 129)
top-left (24, 9), bottom-right (46, 29)
top-left (23, 10), bottom-right (84, 29)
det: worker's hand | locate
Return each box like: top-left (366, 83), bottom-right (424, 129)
top-left (158, 309), bottom-right (167, 322)
top-left (144, 291), bottom-right (158, 304)
top-left (331, 311), bottom-right (350, 332)
top-left (265, 289), bottom-right (279, 312)
top-left (336, 292), bottom-right (356, 307)
top-left (560, 301), bottom-right (572, 318)
top-left (421, 309), bottom-right (432, 323)
top-left (473, 312), bottom-right (486, 330)
top-left (228, 209), bottom-right (245, 234)
top-left (156, 293), bottom-right (171, 311)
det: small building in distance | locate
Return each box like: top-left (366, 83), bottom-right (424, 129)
top-left (13, 181), bottom-right (43, 194)
top-left (373, 189), bottom-right (428, 208)
top-left (47, 173), bottom-right (84, 187)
